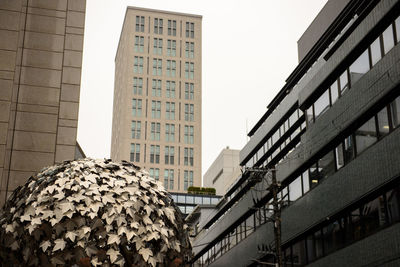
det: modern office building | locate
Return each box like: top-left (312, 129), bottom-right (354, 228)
top-left (191, 0), bottom-right (400, 266)
top-left (111, 7), bottom-right (202, 193)
top-left (0, 0), bottom-right (86, 206)
top-left (203, 147), bottom-right (241, 196)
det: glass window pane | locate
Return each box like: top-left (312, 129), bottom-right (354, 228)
top-left (186, 195), bottom-right (194, 204)
top-left (309, 164), bottom-right (319, 189)
top-left (344, 135), bottom-right (355, 165)
top-left (302, 170), bottom-right (310, 194)
top-left (382, 24), bottom-right (395, 55)
top-left (194, 196), bottom-right (202, 204)
top-left (386, 186), bottom-right (400, 223)
top-left (390, 96), bottom-right (400, 128)
top-left (355, 116), bottom-right (377, 155)
top-left (370, 36), bottom-right (382, 66)
top-left (339, 70), bottom-right (349, 95)
top-left (323, 219), bottom-right (345, 255)
top-left (314, 230), bottom-right (324, 259)
top-left (292, 240), bottom-right (307, 266)
top-left (318, 151), bottom-right (335, 180)
top-left (360, 196), bottom-right (386, 236)
top-left (330, 80), bottom-right (339, 104)
top-left (177, 195), bottom-right (185, 203)
top-left (306, 106), bottom-right (314, 126)
top-left (335, 142), bottom-right (344, 170)
top-left (396, 16), bottom-right (400, 44)
top-left (349, 50), bottom-right (370, 85)
top-left (377, 106), bottom-right (390, 137)
top-left (314, 89), bottom-right (330, 119)
top-left (289, 176), bottom-right (302, 202)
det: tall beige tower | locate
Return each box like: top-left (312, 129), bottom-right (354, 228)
top-left (0, 0), bottom-right (86, 206)
top-left (111, 7), bottom-right (202, 193)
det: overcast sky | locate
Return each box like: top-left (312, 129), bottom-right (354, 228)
top-left (77, 0), bottom-right (328, 179)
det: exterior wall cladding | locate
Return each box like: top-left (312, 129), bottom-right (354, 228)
top-left (191, 0), bottom-right (400, 266)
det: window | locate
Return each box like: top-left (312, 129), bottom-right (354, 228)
top-left (151, 100), bottom-right (161, 119)
top-left (377, 106), bottom-right (390, 137)
top-left (184, 170), bottom-right (194, 190)
top-left (302, 170), bottom-right (310, 194)
top-left (396, 16), bottom-right (400, 44)
top-left (133, 77), bottom-right (143, 95)
top-left (390, 96), bottom-right (400, 128)
top-left (184, 104), bottom-right (194, 121)
top-left (167, 40), bottom-right (176, 56)
top-left (134, 56), bottom-right (143, 74)
top-left (166, 102), bottom-right (175, 120)
top-left (370, 37), bottom-right (382, 67)
top-left (153, 38), bottom-right (162, 55)
top-left (154, 18), bottom-right (163, 34)
top-left (185, 62), bottom-right (194, 79)
top-left (289, 176), bottom-right (302, 202)
top-left (134, 36), bottom-right (144, 52)
top-left (152, 58), bottom-right (162, 76)
top-left (185, 83), bottom-right (194, 100)
top-left (382, 24), bottom-right (395, 55)
top-left (150, 122), bottom-right (160, 141)
top-left (309, 164), bottom-right (320, 189)
top-left (185, 42), bottom-right (194, 58)
top-left (132, 99), bottom-right (142, 117)
top-left (165, 123), bottom-right (175, 142)
top-left (164, 146), bottom-right (175, 165)
top-left (318, 151), bottom-right (335, 180)
top-left (349, 50), bottom-right (370, 85)
top-left (150, 145), bottom-right (160, 163)
top-left (184, 125), bottom-right (194, 144)
top-left (330, 80), bottom-right (339, 105)
top-left (131, 121), bottom-right (141, 139)
top-left (151, 79), bottom-right (161, 97)
top-left (135, 16), bottom-right (144, 32)
top-left (184, 147), bottom-right (194, 166)
top-left (335, 142), bottom-right (344, 170)
top-left (149, 168), bottom-right (160, 181)
top-left (164, 169), bottom-right (174, 190)
top-left (343, 135), bottom-right (355, 165)
top-left (355, 116), bottom-right (377, 155)
top-left (166, 60), bottom-right (176, 77)
top-left (168, 20), bottom-right (176, 36)
top-left (166, 81), bottom-right (175, 98)
top-left (339, 70), bottom-right (349, 96)
top-left (130, 143), bottom-right (140, 162)
top-left (386, 186), bottom-right (400, 223)
top-left (314, 89), bottom-right (330, 119)
top-left (185, 22), bottom-right (194, 38)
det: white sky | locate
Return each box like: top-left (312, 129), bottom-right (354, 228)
top-left (77, 0), bottom-right (328, 179)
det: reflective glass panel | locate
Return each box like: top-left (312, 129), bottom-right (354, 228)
top-left (323, 219), bottom-right (345, 255)
top-left (396, 16), bottom-right (400, 43)
top-left (302, 170), bottom-right (310, 194)
top-left (382, 24), bottom-right (395, 54)
top-left (344, 135), bottom-right (355, 165)
top-left (330, 80), bottom-right (339, 104)
top-left (360, 196), bottom-right (386, 236)
top-left (292, 240), bottom-right (307, 266)
top-left (314, 89), bottom-right (330, 119)
top-left (339, 71), bottom-right (349, 95)
top-left (177, 195), bottom-right (185, 203)
top-left (335, 142), bottom-right (344, 170)
top-left (309, 164), bottom-right (319, 189)
top-left (355, 116), bottom-right (377, 155)
top-left (186, 195), bottom-right (194, 204)
top-left (370, 37), bottom-right (382, 66)
top-left (318, 151), bottom-right (335, 179)
top-left (386, 186), bottom-right (400, 223)
top-left (390, 96), bottom-right (400, 128)
top-left (289, 176), bottom-right (303, 202)
top-left (349, 49), bottom-right (370, 85)
top-left (377, 106), bottom-right (390, 137)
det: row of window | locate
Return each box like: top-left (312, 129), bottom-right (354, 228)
top-left (307, 15), bottom-right (400, 124)
top-left (132, 99), bottom-right (195, 121)
top-left (142, 123), bottom-right (195, 144)
top-left (133, 78), bottom-right (195, 100)
top-left (130, 143), bottom-right (195, 166)
top-left (135, 16), bottom-right (195, 38)
top-left (244, 108), bottom-right (305, 169)
top-left (171, 192), bottom-right (220, 205)
top-left (195, 93), bottom-right (400, 266)
top-left (282, 181), bottom-right (400, 266)
top-left (150, 171), bottom-right (195, 191)
top-left (135, 37), bottom-right (194, 58)
top-left (133, 56), bottom-right (195, 79)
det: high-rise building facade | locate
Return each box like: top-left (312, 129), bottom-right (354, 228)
top-left (111, 7), bottom-right (202, 193)
top-left (0, 0), bottom-right (86, 206)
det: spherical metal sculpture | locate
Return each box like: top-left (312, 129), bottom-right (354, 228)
top-left (0, 158), bottom-right (191, 266)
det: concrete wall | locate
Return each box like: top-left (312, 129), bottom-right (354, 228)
top-left (0, 0), bottom-right (85, 206)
